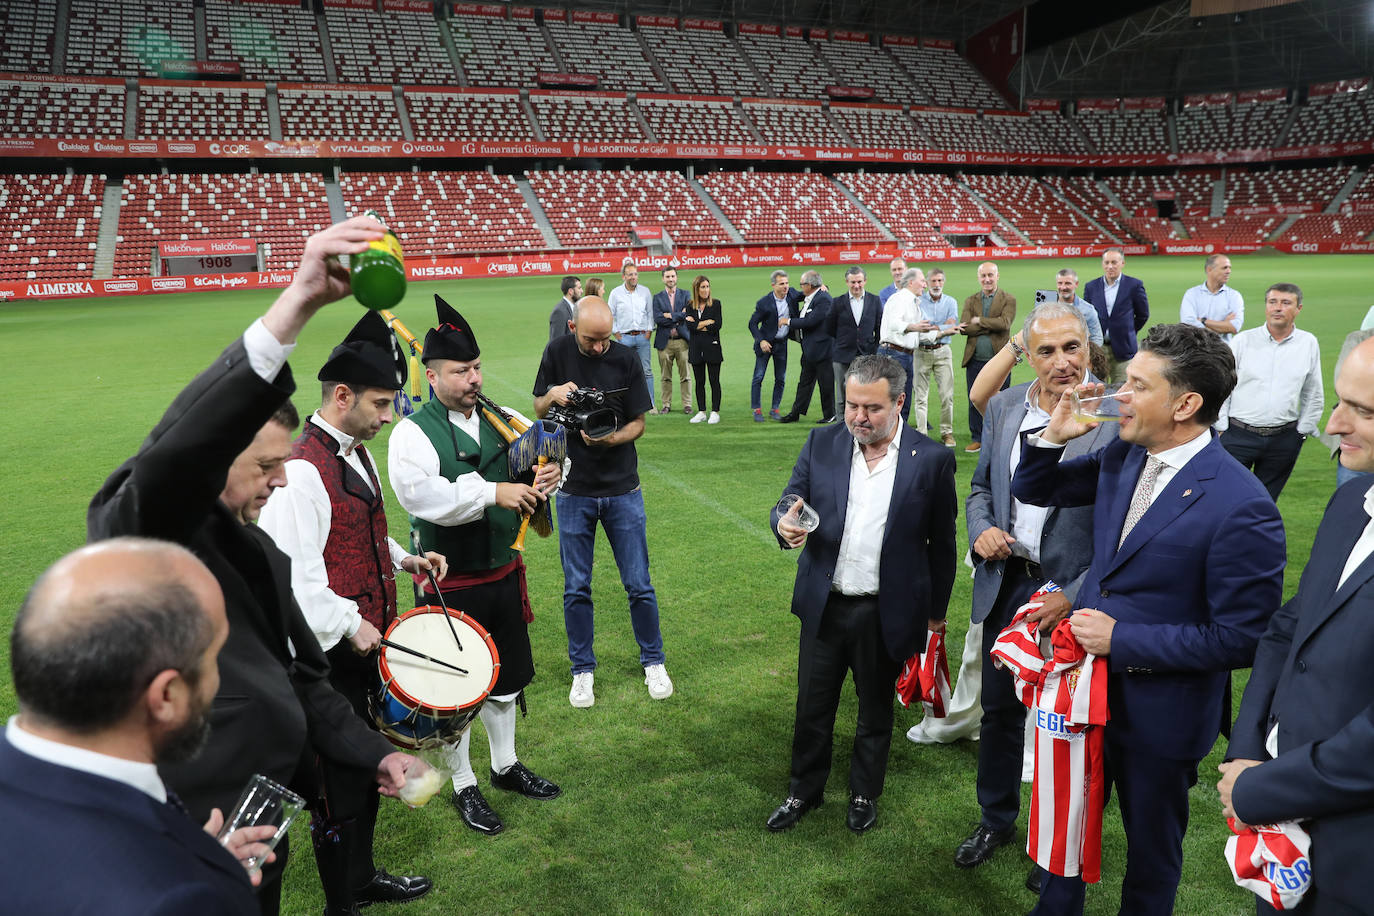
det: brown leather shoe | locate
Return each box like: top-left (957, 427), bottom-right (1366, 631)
top-left (964, 442), bottom-right (982, 453)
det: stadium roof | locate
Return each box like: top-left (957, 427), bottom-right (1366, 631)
top-left (553, 0), bottom-right (1374, 98)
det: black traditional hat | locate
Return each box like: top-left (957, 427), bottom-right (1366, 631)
top-left (317, 311), bottom-right (407, 391)
top-left (422, 294), bottom-right (480, 363)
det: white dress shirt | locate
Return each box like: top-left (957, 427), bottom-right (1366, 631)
top-left (1029, 426), bottom-right (1212, 511)
top-left (1180, 283), bottom-right (1244, 342)
top-left (244, 317), bottom-right (295, 381)
top-left (849, 295), bottom-right (865, 327)
top-left (7, 717), bottom-right (168, 803)
top-left (832, 423), bottom-right (902, 595)
top-left (1337, 483), bottom-right (1374, 590)
top-left (1216, 326), bottom-right (1323, 435)
top-left (608, 283), bottom-right (653, 334)
top-left (258, 413), bottom-right (410, 651)
top-left (880, 288), bottom-right (924, 349)
top-left (1103, 276), bottom-right (1119, 315)
top-left (1009, 383), bottom-right (1054, 564)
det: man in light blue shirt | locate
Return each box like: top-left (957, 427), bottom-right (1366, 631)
top-left (608, 260), bottom-right (655, 403)
top-left (1180, 254), bottom-right (1243, 342)
top-left (878, 257), bottom-right (906, 305)
top-left (1053, 269), bottom-right (1104, 347)
top-left (915, 267), bottom-right (960, 447)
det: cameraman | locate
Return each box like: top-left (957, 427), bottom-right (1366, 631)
top-left (534, 297), bottom-right (673, 709)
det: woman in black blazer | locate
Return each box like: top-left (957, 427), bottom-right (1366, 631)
top-left (684, 274), bottom-right (723, 424)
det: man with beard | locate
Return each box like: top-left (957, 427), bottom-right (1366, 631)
top-left (534, 296), bottom-right (672, 709)
top-left (87, 217), bottom-right (429, 916)
top-left (2, 539), bottom-right (277, 914)
top-left (258, 311), bottom-right (442, 907)
top-left (765, 354), bottom-right (957, 834)
top-left (389, 297), bottom-right (564, 835)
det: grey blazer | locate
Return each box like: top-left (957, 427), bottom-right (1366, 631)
top-left (966, 379), bottom-right (1118, 623)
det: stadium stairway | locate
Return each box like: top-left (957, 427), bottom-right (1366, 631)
top-left (824, 108), bottom-right (856, 147)
top-left (522, 93), bottom-right (546, 142)
top-left (1275, 104), bottom-right (1300, 147)
top-left (393, 86), bottom-right (415, 142)
top-left (436, 18), bottom-right (469, 87)
top-left (539, 21), bottom-right (567, 71)
top-left (51, 0), bottom-right (69, 74)
top-left (1267, 215), bottom-right (1302, 242)
top-left (316, 9), bottom-right (339, 83)
top-left (737, 100), bottom-right (767, 143)
top-left (1171, 219), bottom-right (1190, 238)
top-left (684, 170), bottom-right (744, 244)
top-left (629, 96), bottom-right (656, 142)
top-left (122, 80), bottom-right (137, 139)
top-left (193, 4), bottom-right (207, 60)
top-left (514, 177), bottom-right (560, 248)
top-left (1043, 180), bottom-right (1124, 244)
top-left (958, 178), bottom-right (1031, 245)
top-left (634, 31), bottom-right (670, 92)
top-left (1210, 174), bottom-right (1226, 217)
top-left (1166, 108), bottom-right (1179, 153)
top-left (266, 85), bottom-right (283, 141)
top-left (324, 170), bottom-right (346, 225)
top-left (92, 178), bottom-right (122, 280)
top-left (829, 177), bottom-right (896, 242)
top-left (1098, 180), bottom-right (1130, 217)
top-left (1065, 109), bottom-right (1097, 154)
top-left (1327, 167), bottom-right (1367, 213)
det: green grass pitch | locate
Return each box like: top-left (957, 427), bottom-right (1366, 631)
top-left (0, 252), bottom-right (1364, 914)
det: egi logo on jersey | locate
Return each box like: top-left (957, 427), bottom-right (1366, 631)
top-left (1265, 858), bottom-right (1312, 894)
top-left (1035, 708), bottom-right (1083, 740)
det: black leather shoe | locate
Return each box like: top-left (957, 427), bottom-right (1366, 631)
top-left (778, 413), bottom-right (799, 424)
top-left (452, 786), bottom-right (504, 835)
top-left (954, 823), bottom-right (1015, 868)
top-left (846, 795), bottom-right (877, 833)
top-left (354, 869), bottom-right (433, 908)
top-left (1025, 863), bottom-right (1043, 894)
top-left (766, 795), bottom-right (821, 832)
top-left (490, 762), bottom-right (562, 800)
top-left (815, 415), bottom-right (836, 424)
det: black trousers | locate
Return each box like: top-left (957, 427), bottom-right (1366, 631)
top-left (691, 361), bottom-right (722, 411)
top-left (974, 561), bottom-right (1039, 832)
top-left (789, 357), bottom-right (835, 419)
top-left (1220, 425), bottom-right (1304, 502)
top-left (789, 594), bottom-right (902, 801)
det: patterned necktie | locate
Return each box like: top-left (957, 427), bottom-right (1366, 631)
top-left (1118, 456), bottom-right (1164, 548)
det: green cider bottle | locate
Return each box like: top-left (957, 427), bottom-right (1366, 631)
top-left (351, 210), bottom-right (406, 310)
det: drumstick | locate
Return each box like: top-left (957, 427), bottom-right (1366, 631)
top-left (412, 531), bottom-right (464, 652)
top-left (379, 638), bottom-right (469, 676)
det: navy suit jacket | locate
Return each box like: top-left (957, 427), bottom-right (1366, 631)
top-left (771, 421), bottom-right (957, 662)
top-left (790, 290), bottom-right (834, 363)
top-left (1083, 274), bottom-right (1149, 361)
top-left (1229, 479), bottom-right (1374, 910)
top-left (967, 382), bottom-right (1118, 622)
top-left (827, 291), bottom-right (883, 363)
top-left (1012, 433), bottom-right (1285, 760)
top-left (749, 288), bottom-right (803, 357)
top-left (0, 738), bottom-right (257, 915)
top-left (652, 288), bottom-right (691, 349)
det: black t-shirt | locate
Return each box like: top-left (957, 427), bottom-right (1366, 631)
top-left (533, 335), bottom-right (652, 497)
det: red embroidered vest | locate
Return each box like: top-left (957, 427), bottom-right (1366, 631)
top-left (291, 420), bottom-right (398, 630)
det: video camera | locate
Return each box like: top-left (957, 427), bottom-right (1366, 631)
top-left (546, 387), bottom-right (623, 440)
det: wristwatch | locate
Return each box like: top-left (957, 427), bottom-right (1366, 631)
top-left (1008, 337), bottom-right (1026, 365)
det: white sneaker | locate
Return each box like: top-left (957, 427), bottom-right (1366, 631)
top-left (569, 672), bottom-right (595, 708)
top-left (644, 664), bottom-right (673, 700)
top-left (690, 411), bottom-right (707, 423)
top-left (906, 722), bottom-right (937, 745)
top-left (707, 411), bottom-right (720, 424)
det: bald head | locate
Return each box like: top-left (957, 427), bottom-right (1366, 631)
top-left (571, 296), bottom-right (614, 358)
top-left (13, 539), bottom-right (225, 735)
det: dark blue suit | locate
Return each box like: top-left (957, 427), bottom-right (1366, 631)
top-left (1013, 433), bottom-right (1285, 915)
top-left (0, 737), bottom-right (258, 915)
top-left (1230, 478), bottom-right (1374, 914)
top-left (785, 290), bottom-right (835, 420)
top-left (827, 291), bottom-right (883, 407)
top-left (651, 288), bottom-right (691, 349)
top-left (771, 420), bottom-right (957, 801)
top-left (1083, 275), bottom-right (1149, 362)
top-left (748, 288), bottom-right (803, 413)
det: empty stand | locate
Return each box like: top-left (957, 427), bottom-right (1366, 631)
top-left (887, 44), bottom-right (1008, 110)
top-left (137, 83), bottom-right (271, 140)
top-left (114, 172), bottom-right (330, 276)
top-left (1183, 214), bottom-right (1281, 245)
top-left (915, 110), bottom-right (1006, 151)
top-left (0, 0), bottom-right (57, 74)
top-left (67, 0), bottom-right (196, 78)
top-left (1042, 175), bottom-right (1132, 241)
top-left (0, 173), bottom-right (104, 281)
top-left (1074, 105), bottom-right (1169, 155)
top-left (448, 10), bottom-right (550, 89)
top-left (733, 28), bottom-right (837, 101)
top-left (1289, 86), bottom-right (1374, 146)
top-left (326, 3), bottom-right (457, 85)
top-left (279, 86), bottom-right (404, 140)
top-left (1030, 110), bottom-right (1093, 154)
top-left (204, 0), bottom-right (328, 83)
top-left (811, 37), bottom-right (919, 106)
top-left (638, 22), bottom-right (767, 97)
top-left (1176, 95), bottom-right (1291, 152)
top-left (405, 89), bottom-right (536, 141)
top-left (1120, 215), bottom-right (1179, 244)
top-left (829, 104), bottom-right (921, 149)
top-left (1222, 165), bottom-right (1352, 212)
top-left (994, 112), bottom-right (1078, 155)
top-left (839, 171), bottom-right (1001, 247)
top-left (638, 96), bottom-right (755, 144)
top-left (1, 77), bottom-right (126, 139)
top-left (544, 17), bottom-right (663, 92)
top-left (529, 92), bottom-right (647, 142)
top-left (526, 168), bottom-right (729, 246)
top-left (694, 171), bottom-right (872, 244)
top-left (962, 174), bottom-right (1110, 245)
top-left (1105, 170), bottom-right (1218, 214)
top-left (743, 100), bottom-right (844, 145)
top-left (339, 170), bottom-right (544, 254)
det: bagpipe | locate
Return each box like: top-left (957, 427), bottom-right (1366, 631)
top-left (381, 310), bottom-right (565, 551)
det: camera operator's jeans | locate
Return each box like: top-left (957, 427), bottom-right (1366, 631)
top-left (557, 488), bottom-right (665, 675)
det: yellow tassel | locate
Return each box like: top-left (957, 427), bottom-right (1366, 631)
top-left (409, 353), bottom-right (423, 401)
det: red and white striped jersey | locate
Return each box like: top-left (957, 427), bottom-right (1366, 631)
top-left (1225, 818), bottom-right (1312, 910)
top-left (895, 628), bottom-right (951, 717)
top-left (991, 586), bottom-right (1110, 883)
